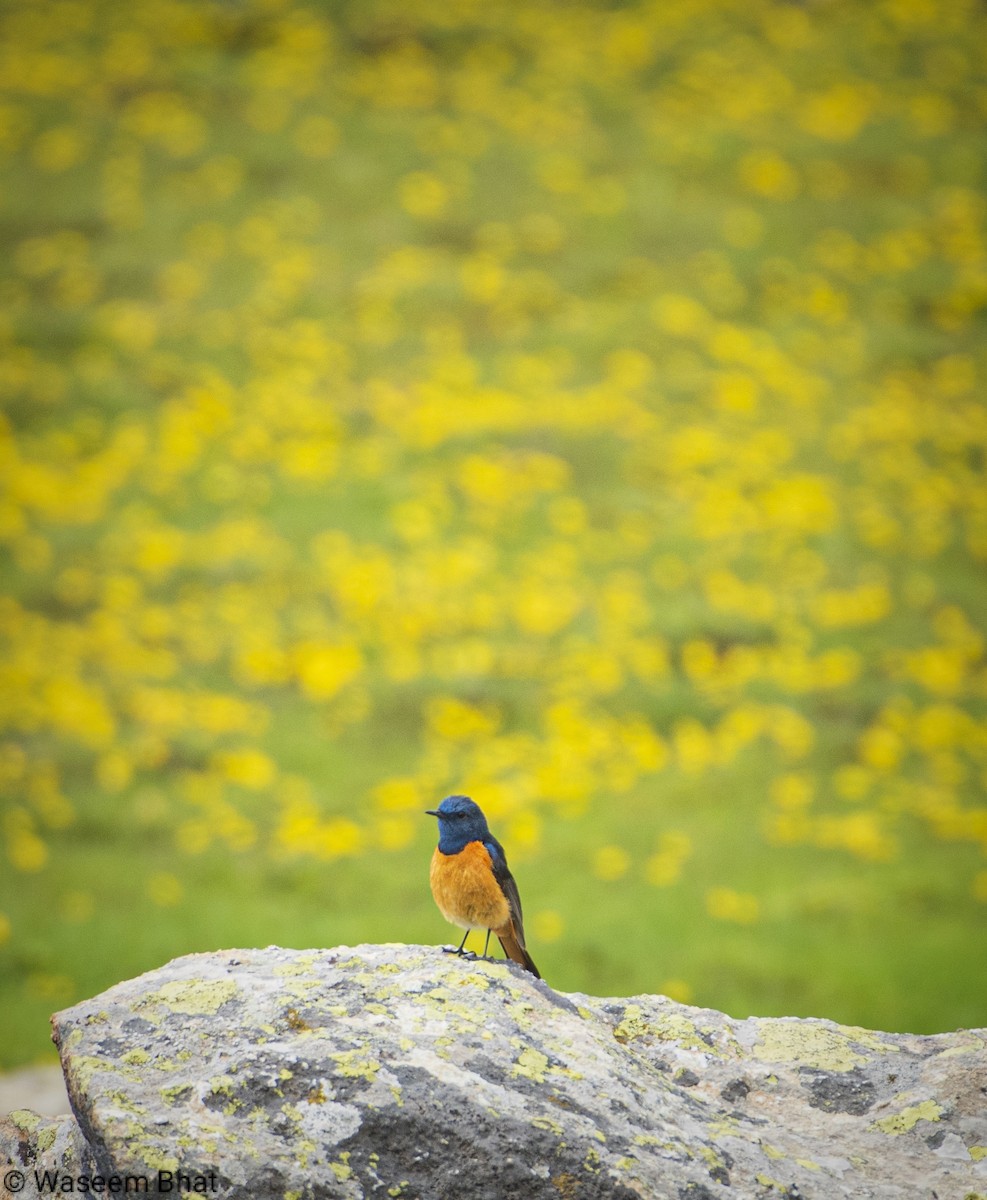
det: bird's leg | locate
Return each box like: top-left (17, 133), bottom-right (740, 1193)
top-left (442, 930), bottom-right (477, 960)
top-left (442, 929), bottom-right (469, 955)
top-left (482, 929), bottom-right (491, 959)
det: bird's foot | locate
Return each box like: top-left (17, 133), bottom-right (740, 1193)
top-left (441, 945), bottom-right (478, 960)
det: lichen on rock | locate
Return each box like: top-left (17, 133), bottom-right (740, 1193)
top-left (1, 944), bottom-right (984, 1199)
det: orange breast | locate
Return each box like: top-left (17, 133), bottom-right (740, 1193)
top-left (430, 841), bottom-right (511, 932)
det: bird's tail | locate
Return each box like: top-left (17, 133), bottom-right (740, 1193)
top-left (497, 925), bottom-right (541, 979)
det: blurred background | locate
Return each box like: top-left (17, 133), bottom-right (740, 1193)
top-left (1, 0), bottom-right (986, 1070)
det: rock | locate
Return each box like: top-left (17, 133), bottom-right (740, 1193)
top-left (1, 1109), bottom-right (94, 1196)
top-left (2, 944), bottom-right (984, 1199)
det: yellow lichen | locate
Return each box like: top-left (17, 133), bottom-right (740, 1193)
top-left (871, 1098), bottom-right (943, 1135)
top-left (613, 1004), bottom-right (651, 1042)
top-left (10, 1109), bottom-right (41, 1132)
top-left (512, 1046), bottom-right (550, 1082)
top-left (532, 1114), bottom-right (564, 1135)
top-left (755, 1021), bottom-right (869, 1071)
top-left (331, 1048), bottom-right (381, 1081)
top-left (141, 978), bottom-right (238, 1016)
top-left (134, 1146), bottom-right (179, 1173)
top-left (273, 955), bottom-right (318, 977)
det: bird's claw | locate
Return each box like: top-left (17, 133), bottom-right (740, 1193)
top-left (442, 945), bottom-right (478, 960)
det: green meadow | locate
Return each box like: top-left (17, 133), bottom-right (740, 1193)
top-left (1, 0), bottom-right (986, 1068)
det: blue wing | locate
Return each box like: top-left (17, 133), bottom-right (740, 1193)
top-left (484, 836), bottom-right (526, 943)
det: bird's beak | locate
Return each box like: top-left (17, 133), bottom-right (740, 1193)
top-left (425, 809), bottom-right (440, 817)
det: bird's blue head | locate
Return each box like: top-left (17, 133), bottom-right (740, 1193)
top-left (426, 794), bottom-right (490, 854)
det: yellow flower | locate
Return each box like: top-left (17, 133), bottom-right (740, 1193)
top-left (603, 15), bottom-right (654, 71)
top-left (507, 810), bottom-right (542, 854)
top-left (833, 765), bottom-right (872, 800)
top-left (133, 525), bottom-right (187, 578)
top-left (706, 888), bottom-right (760, 924)
top-left (904, 647), bottom-right (967, 696)
top-left (318, 818), bottom-right (363, 859)
top-left (704, 569), bottom-right (777, 622)
top-left (652, 294), bottom-right (710, 338)
top-left (461, 253), bottom-right (504, 301)
top-left (531, 909), bottom-right (565, 943)
top-left (739, 150), bottom-right (800, 201)
top-left (593, 845), bottom-right (630, 882)
top-left (914, 704), bottom-right (974, 752)
top-left (645, 832), bottom-right (692, 887)
top-left (661, 979), bottom-right (694, 1004)
top-left (44, 676), bottom-right (116, 748)
top-left (373, 777), bottom-right (424, 812)
top-left (757, 475), bottom-right (837, 535)
top-left (98, 299), bottom-right (158, 351)
top-left (767, 707), bottom-right (815, 759)
top-left (674, 719), bottom-right (714, 774)
top-left (514, 582), bottom-right (582, 636)
top-left (176, 819), bottom-right (211, 855)
top-left (537, 153), bottom-right (584, 194)
top-left (818, 813), bottom-right (898, 862)
top-left (800, 84), bottom-right (874, 142)
top-left (294, 641), bottom-right (363, 700)
top-left (682, 639), bottom-right (718, 682)
top-left (373, 816), bottom-right (414, 851)
top-left (713, 371), bottom-right (760, 414)
top-left (148, 871), bottom-right (184, 908)
top-left (426, 697), bottom-right (500, 742)
top-left (32, 125), bottom-right (87, 172)
top-left (122, 91), bottom-right (206, 157)
top-left (811, 583), bottom-right (891, 628)
top-left (217, 804), bottom-right (257, 853)
top-left (619, 718), bottom-right (668, 772)
top-left (399, 171), bottom-right (448, 219)
top-left (214, 749), bottom-right (277, 790)
top-left (771, 773), bottom-right (814, 810)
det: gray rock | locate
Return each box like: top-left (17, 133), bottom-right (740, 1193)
top-left (2, 944), bottom-right (984, 1199)
top-left (1, 1109), bottom-right (94, 1197)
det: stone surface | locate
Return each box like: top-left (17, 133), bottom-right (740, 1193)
top-left (2, 944), bottom-right (985, 1199)
top-left (1, 1109), bottom-right (93, 1195)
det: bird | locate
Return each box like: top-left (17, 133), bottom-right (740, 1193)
top-left (426, 794), bottom-right (540, 978)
